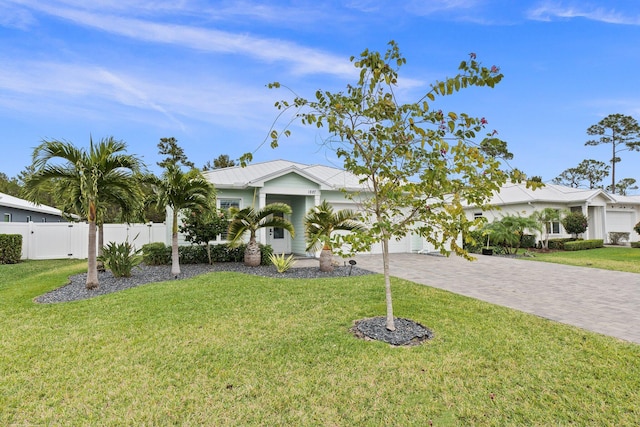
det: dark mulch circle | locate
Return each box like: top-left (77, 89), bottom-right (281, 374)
top-left (352, 316), bottom-right (434, 346)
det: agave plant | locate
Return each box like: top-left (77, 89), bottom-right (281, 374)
top-left (228, 203), bottom-right (295, 267)
top-left (304, 200), bottom-right (366, 272)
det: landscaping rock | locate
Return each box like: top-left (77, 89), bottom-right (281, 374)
top-left (352, 316), bottom-right (434, 346)
top-left (35, 263), bottom-right (374, 304)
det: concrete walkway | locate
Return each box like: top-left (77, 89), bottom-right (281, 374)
top-left (347, 253), bottom-right (640, 345)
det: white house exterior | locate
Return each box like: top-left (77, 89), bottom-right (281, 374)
top-left (464, 183), bottom-right (640, 244)
top-left (201, 160), bottom-right (439, 255)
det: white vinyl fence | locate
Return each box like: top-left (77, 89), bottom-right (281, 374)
top-left (0, 222), bottom-right (167, 260)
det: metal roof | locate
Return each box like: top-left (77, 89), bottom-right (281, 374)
top-left (485, 183), bottom-right (615, 206)
top-left (203, 159), bottom-right (365, 191)
top-left (0, 192), bottom-right (64, 216)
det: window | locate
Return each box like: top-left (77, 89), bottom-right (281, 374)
top-left (26, 216), bottom-right (31, 222)
top-left (545, 209), bottom-right (561, 234)
top-left (218, 199), bottom-right (241, 241)
top-left (219, 199), bottom-right (240, 211)
top-left (473, 212), bottom-right (483, 219)
top-left (3, 213), bottom-right (11, 222)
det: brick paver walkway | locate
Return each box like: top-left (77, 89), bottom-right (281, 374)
top-left (348, 253), bottom-right (640, 345)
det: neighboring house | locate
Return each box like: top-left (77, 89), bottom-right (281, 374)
top-left (199, 160), bottom-right (436, 255)
top-left (0, 192), bottom-right (66, 223)
top-left (464, 183), bottom-right (640, 244)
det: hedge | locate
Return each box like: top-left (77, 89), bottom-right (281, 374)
top-left (631, 242), bottom-right (640, 248)
top-left (548, 238), bottom-right (575, 250)
top-left (141, 242), bottom-right (274, 266)
top-left (0, 234), bottom-right (22, 264)
top-left (563, 239), bottom-right (604, 251)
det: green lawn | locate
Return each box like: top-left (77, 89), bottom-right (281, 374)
top-left (526, 246), bottom-right (640, 273)
top-left (1, 260), bottom-right (639, 425)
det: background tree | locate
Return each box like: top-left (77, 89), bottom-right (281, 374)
top-left (552, 159), bottom-right (609, 189)
top-left (202, 154), bottom-right (236, 171)
top-left (157, 137), bottom-right (194, 169)
top-left (23, 137), bottom-right (144, 289)
top-left (252, 42), bottom-right (535, 331)
top-left (585, 114), bottom-right (640, 194)
top-left (0, 172), bottom-right (21, 196)
top-left (530, 208), bottom-right (561, 249)
top-left (149, 138), bottom-right (215, 277)
top-left (607, 178), bottom-right (638, 196)
top-left (304, 200), bottom-right (366, 272)
top-left (561, 211), bottom-right (588, 238)
top-left (227, 203), bottom-right (294, 267)
top-left (179, 207), bottom-right (229, 264)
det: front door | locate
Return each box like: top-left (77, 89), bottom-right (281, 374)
top-left (267, 211), bottom-right (291, 254)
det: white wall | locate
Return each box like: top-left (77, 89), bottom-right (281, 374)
top-left (0, 222), bottom-right (167, 260)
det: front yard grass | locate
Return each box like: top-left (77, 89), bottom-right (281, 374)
top-left (1, 259), bottom-right (638, 425)
top-left (526, 246), bottom-right (640, 273)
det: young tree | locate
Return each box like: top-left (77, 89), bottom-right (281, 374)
top-left (530, 208), bottom-right (561, 249)
top-left (249, 42), bottom-right (534, 330)
top-left (149, 138), bottom-right (215, 276)
top-left (179, 207), bottom-right (229, 264)
top-left (561, 211), bottom-right (588, 238)
top-left (23, 137), bottom-right (144, 289)
top-left (585, 114), bottom-right (640, 194)
top-left (227, 203), bottom-right (295, 267)
top-left (304, 200), bottom-right (366, 272)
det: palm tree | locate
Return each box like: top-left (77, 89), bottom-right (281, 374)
top-left (228, 203), bottom-right (295, 267)
top-left (147, 165), bottom-right (215, 277)
top-left (530, 208), bottom-right (562, 249)
top-left (304, 200), bottom-right (366, 272)
top-left (23, 137), bottom-right (144, 289)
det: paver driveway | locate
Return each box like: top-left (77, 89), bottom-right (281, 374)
top-left (352, 253), bottom-right (640, 345)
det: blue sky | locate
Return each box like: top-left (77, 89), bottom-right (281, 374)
top-left (2, 1), bottom-right (640, 191)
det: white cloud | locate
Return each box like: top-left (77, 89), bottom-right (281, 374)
top-left (527, 2), bottom-right (640, 25)
top-left (8, 0), bottom-right (357, 78)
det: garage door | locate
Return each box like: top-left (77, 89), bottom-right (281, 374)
top-left (607, 210), bottom-right (634, 243)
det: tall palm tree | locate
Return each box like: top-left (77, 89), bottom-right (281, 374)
top-left (147, 165), bottom-right (215, 277)
top-left (23, 137), bottom-right (144, 289)
top-left (228, 203), bottom-right (295, 267)
top-left (304, 200), bottom-right (366, 272)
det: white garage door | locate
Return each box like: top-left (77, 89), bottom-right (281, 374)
top-left (607, 211), bottom-right (634, 232)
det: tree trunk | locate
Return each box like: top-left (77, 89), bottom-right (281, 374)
top-left (244, 237), bottom-right (261, 267)
top-left (86, 219), bottom-right (99, 290)
top-left (171, 211), bottom-right (181, 277)
top-left (319, 248), bottom-right (334, 272)
top-left (382, 237), bottom-right (395, 331)
top-left (97, 222), bottom-right (105, 272)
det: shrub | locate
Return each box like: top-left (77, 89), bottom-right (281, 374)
top-left (521, 234), bottom-right (536, 249)
top-left (269, 252), bottom-right (296, 273)
top-left (141, 242), bottom-right (273, 265)
top-left (561, 211), bottom-right (588, 237)
top-left (564, 239), bottom-right (604, 251)
top-left (635, 221), bottom-right (640, 236)
top-left (0, 234), bottom-right (22, 264)
top-left (631, 242), bottom-right (640, 248)
top-left (99, 241), bottom-right (143, 277)
top-left (142, 243), bottom-right (171, 265)
top-left (548, 238), bottom-right (575, 250)
top-left (463, 229), bottom-right (486, 253)
top-left (608, 232), bottom-right (630, 245)
top-left (179, 245), bottom-right (208, 264)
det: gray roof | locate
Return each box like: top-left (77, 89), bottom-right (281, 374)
top-left (203, 160), bottom-right (365, 191)
top-left (485, 183), bottom-right (615, 206)
top-left (0, 192), bottom-right (63, 216)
